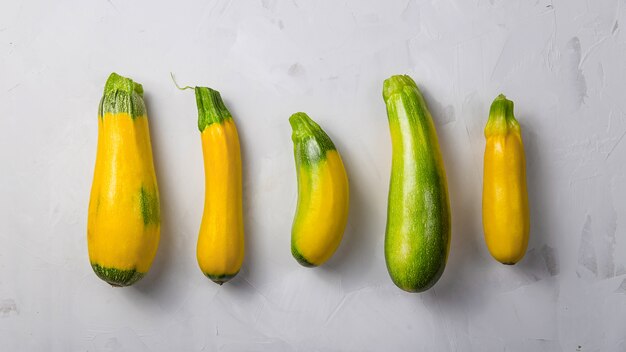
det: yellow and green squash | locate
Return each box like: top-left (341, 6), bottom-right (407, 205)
top-left (289, 112), bottom-right (349, 267)
top-left (87, 73), bottom-right (160, 286)
top-left (383, 75), bottom-right (451, 292)
top-left (193, 87), bottom-right (245, 284)
top-left (482, 94), bottom-right (530, 264)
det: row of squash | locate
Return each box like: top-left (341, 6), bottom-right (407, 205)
top-left (87, 73), bottom-right (529, 292)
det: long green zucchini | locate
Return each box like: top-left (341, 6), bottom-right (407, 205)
top-left (383, 75), bottom-right (451, 292)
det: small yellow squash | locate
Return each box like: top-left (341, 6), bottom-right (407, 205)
top-left (289, 112), bottom-right (349, 267)
top-left (193, 87), bottom-right (245, 284)
top-left (482, 94), bottom-right (530, 265)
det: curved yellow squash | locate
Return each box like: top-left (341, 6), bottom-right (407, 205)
top-left (194, 87), bottom-right (244, 284)
top-left (290, 112), bottom-right (349, 267)
top-left (482, 94), bottom-right (530, 265)
top-left (87, 73), bottom-right (160, 286)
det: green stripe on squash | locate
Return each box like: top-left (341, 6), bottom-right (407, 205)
top-left (139, 186), bottom-right (160, 226)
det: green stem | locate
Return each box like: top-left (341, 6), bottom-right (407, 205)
top-left (99, 73), bottom-right (146, 119)
top-left (485, 94), bottom-right (520, 136)
top-left (194, 87), bottom-right (232, 132)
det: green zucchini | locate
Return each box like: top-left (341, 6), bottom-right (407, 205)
top-left (383, 75), bottom-right (451, 292)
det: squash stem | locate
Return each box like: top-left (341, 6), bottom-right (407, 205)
top-left (169, 72), bottom-right (194, 91)
top-left (485, 94), bottom-right (520, 136)
top-left (194, 87), bottom-right (232, 132)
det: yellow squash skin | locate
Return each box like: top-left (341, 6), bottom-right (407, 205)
top-left (87, 73), bottom-right (160, 286)
top-left (482, 94), bottom-right (530, 265)
top-left (290, 113), bottom-right (349, 267)
top-left (194, 87), bottom-right (244, 284)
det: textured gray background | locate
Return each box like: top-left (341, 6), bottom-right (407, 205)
top-left (1, 0), bottom-right (625, 350)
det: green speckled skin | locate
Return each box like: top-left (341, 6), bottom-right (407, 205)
top-left (91, 264), bottom-right (144, 287)
top-left (139, 186), bottom-right (160, 226)
top-left (383, 75), bottom-right (451, 293)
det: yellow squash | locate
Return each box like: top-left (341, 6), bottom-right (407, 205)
top-left (194, 87), bottom-right (244, 284)
top-left (482, 94), bottom-right (530, 264)
top-left (290, 112), bottom-right (349, 267)
top-left (87, 73), bottom-right (160, 286)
